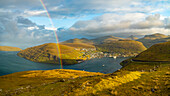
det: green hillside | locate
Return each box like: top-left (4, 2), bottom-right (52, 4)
top-left (137, 33), bottom-right (169, 48)
top-left (133, 41), bottom-right (170, 62)
top-left (17, 43), bottom-right (87, 64)
top-left (96, 40), bottom-right (146, 54)
top-left (0, 46), bottom-right (22, 51)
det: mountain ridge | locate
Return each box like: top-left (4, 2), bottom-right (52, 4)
top-left (137, 33), bottom-right (169, 48)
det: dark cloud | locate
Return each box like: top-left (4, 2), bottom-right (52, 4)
top-left (0, 12), bottom-right (78, 48)
top-left (17, 16), bottom-right (36, 26)
top-left (57, 27), bottom-right (66, 31)
top-left (0, 13), bottom-right (52, 48)
top-left (38, 25), bottom-right (45, 30)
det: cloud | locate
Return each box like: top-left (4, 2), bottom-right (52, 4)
top-left (0, 11), bottom-right (84, 48)
top-left (0, 0), bottom-right (168, 18)
top-left (23, 10), bottom-right (46, 16)
top-left (0, 0), bottom-right (169, 48)
top-left (17, 16), bottom-right (36, 27)
top-left (130, 14), bottom-right (164, 29)
top-left (0, 14), bottom-right (54, 48)
top-left (164, 17), bottom-right (170, 29)
top-left (68, 13), bottom-right (170, 37)
top-left (0, 0), bottom-right (40, 9)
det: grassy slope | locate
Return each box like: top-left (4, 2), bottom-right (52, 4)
top-left (0, 69), bottom-right (103, 96)
top-left (17, 43), bottom-right (86, 64)
top-left (134, 41), bottom-right (170, 62)
top-left (0, 46), bottom-right (22, 51)
top-left (96, 40), bottom-right (146, 54)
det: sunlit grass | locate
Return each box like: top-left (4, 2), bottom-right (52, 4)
top-left (21, 69), bottom-right (103, 78)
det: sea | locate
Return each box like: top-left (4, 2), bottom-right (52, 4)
top-left (0, 51), bottom-right (129, 76)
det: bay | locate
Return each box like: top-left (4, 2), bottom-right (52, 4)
top-left (0, 51), bottom-right (129, 76)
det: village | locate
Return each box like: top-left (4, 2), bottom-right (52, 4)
top-left (75, 48), bottom-right (139, 59)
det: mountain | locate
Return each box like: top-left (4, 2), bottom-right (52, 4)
top-left (137, 33), bottom-right (169, 48)
top-left (0, 46), bottom-right (22, 51)
top-left (96, 40), bottom-right (146, 55)
top-left (61, 35), bottom-right (124, 45)
top-left (17, 43), bottom-right (87, 64)
top-left (61, 38), bottom-right (94, 44)
top-left (141, 33), bottom-right (168, 40)
top-left (126, 35), bottom-right (138, 40)
top-left (91, 35), bottom-right (123, 44)
top-left (62, 35), bottom-right (125, 44)
top-left (133, 41), bottom-right (170, 62)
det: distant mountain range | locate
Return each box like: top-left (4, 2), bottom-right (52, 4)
top-left (62, 33), bottom-right (169, 48)
top-left (137, 33), bottom-right (170, 48)
top-left (62, 35), bottom-right (123, 44)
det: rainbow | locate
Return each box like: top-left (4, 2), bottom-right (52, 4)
top-left (40, 0), bottom-right (63, 69)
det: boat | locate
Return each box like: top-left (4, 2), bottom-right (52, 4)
top-left (113, 56), bottom-right (117, 59)
top-left (102, 64), bottom-right (105, 67)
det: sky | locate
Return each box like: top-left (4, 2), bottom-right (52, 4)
top-left (0, 0), bottom-right (170, 48)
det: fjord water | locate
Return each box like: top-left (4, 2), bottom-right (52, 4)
top-left (0, 51), bottom-right (129, 76)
